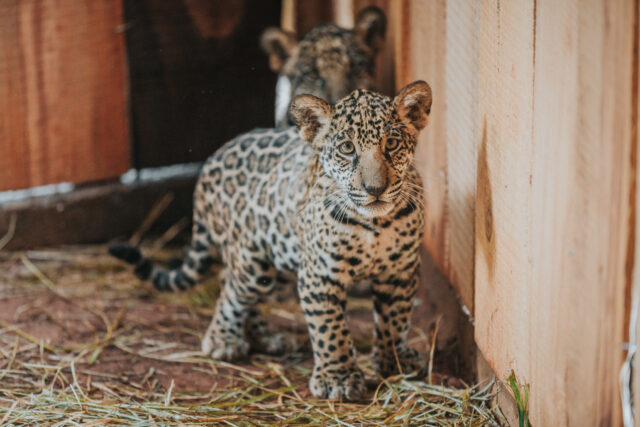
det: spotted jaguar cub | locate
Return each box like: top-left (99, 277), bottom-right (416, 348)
top-left (110, 81), bottom-right (432, 400)
top-left (261, 6), bottom-right (386, 127)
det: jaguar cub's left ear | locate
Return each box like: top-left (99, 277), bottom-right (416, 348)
top-left (393, 81), bottom-right (432, 133)
top-left (290, 94), bottom-right (332, 147)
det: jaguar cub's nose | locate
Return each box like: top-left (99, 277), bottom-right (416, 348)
top-left (361, 150), bottom-right (389, 198)
top-left (363, 182), bottom-right (387, 197)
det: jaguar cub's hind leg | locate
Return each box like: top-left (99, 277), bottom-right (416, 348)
top-left (246, 308), bottom-right (299, 355)
top-left (201, 255), bottom-right (293, 360)
top-left (201, 270), bottom-right (253, 361)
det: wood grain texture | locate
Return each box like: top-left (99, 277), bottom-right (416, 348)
top-left (0, 0), bottom-right (130, 191)
top-left (475, 0), bottom-right (636, 424)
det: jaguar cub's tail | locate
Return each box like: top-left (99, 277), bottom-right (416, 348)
top-left (109, 244), bottom-right (215, 292)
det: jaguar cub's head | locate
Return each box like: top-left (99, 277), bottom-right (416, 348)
top-left (290, 81), bottom-right (432, 217)
top-left (261, 6), bottom-right (386, 127)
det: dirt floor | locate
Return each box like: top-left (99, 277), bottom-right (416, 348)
top-left (0, 242), bottom-right (502, 425)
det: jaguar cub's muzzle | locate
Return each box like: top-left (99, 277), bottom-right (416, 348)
top-left (351, 151), bottom-right (396, 215)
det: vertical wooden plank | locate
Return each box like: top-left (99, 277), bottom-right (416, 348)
top-left (0, 0), bottom-right (130, 191)
top-left (475, 0), bottom-right (636, 424)
top-left (634, 3), bottom-right (640, 418)
top-left (532, 0), bottom-right (633, 423)
top-left (443, 0), bottom-right (479, 311)
top-left (524, 2), bottom-right (577, 421)
top-left (281, 0), bottom-right (296, 32)
top-left (332, 0), bottom-right (354, 28)
top-left (474, 0), bottom-right (534, 403)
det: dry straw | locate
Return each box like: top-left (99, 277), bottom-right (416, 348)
top-left (0, 237), bottom-right (504, 425)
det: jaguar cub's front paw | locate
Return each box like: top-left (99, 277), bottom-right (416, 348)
top-left (372, 346), bottom-right (428, 378)
top-left (309, 364), bottom-right (366, 401)
top-left (201, 332), bottom-right (250, 361)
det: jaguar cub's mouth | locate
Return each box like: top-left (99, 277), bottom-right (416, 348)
top-left (354, 198), bottom-right (393, 216)
top-left (366, 200), bottom-right (389, 209)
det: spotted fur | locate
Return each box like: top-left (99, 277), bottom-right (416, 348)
top-left (261, 6), bottom-right (386, 127)
top-left (110, 81), bottom-right (432, 401)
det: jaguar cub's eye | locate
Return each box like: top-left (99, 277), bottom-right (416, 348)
top-left (386, 138), bottom-right (400, 151)
top-left (338, 141), bottom-right (356, 155)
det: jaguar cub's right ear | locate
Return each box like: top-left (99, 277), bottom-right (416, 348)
top-left (260, 28), bottom-right (298, 73)
top-left (290, 94), bottom-right (332, 147)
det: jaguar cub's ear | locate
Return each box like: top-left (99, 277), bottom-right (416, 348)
top-left (290, 95), bottom-right (332, 146)
top-left (354, 6), bottom-right (387, 54)
top-left (393, 80), bottom-right (432, 133)
top-left (260, 27), bottom-right (297, 73)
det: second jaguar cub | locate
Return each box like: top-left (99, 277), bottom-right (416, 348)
top-left (110, 81), bottom-right (432, 400)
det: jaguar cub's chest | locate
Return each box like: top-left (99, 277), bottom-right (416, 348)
top-left (304, 202), bottom-right (424, 282)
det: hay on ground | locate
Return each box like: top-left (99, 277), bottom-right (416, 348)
top-left (0, 244), bottom-right (505, 425)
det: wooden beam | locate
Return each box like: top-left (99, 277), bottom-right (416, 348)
top-left (0, 175), bottom-right (198, 251)
top-left (633, 3), bottom-right (640, 419)
top-left (0, 0), bottom-right (130, 191)
top-left (284, 0), bottom-right (334, 36)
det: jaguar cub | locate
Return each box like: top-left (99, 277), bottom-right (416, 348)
top-left (110, 81), bottom-right (432, 400)
top-left (261, 6), bottom-right (386, 127)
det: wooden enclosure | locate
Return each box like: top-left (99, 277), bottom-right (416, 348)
top-left (2, 0), bottom-right (640, 424)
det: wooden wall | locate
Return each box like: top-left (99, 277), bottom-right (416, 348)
top-left (0, 0), bottom-right (130, 192)
top-left (354, 0), bottom-right (637, 424)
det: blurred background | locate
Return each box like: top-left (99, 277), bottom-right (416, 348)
top-left (1, 1), bottom-right (639, 425)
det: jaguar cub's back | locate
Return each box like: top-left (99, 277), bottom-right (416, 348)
top-left (195, 126), bottom-right (311, 273)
